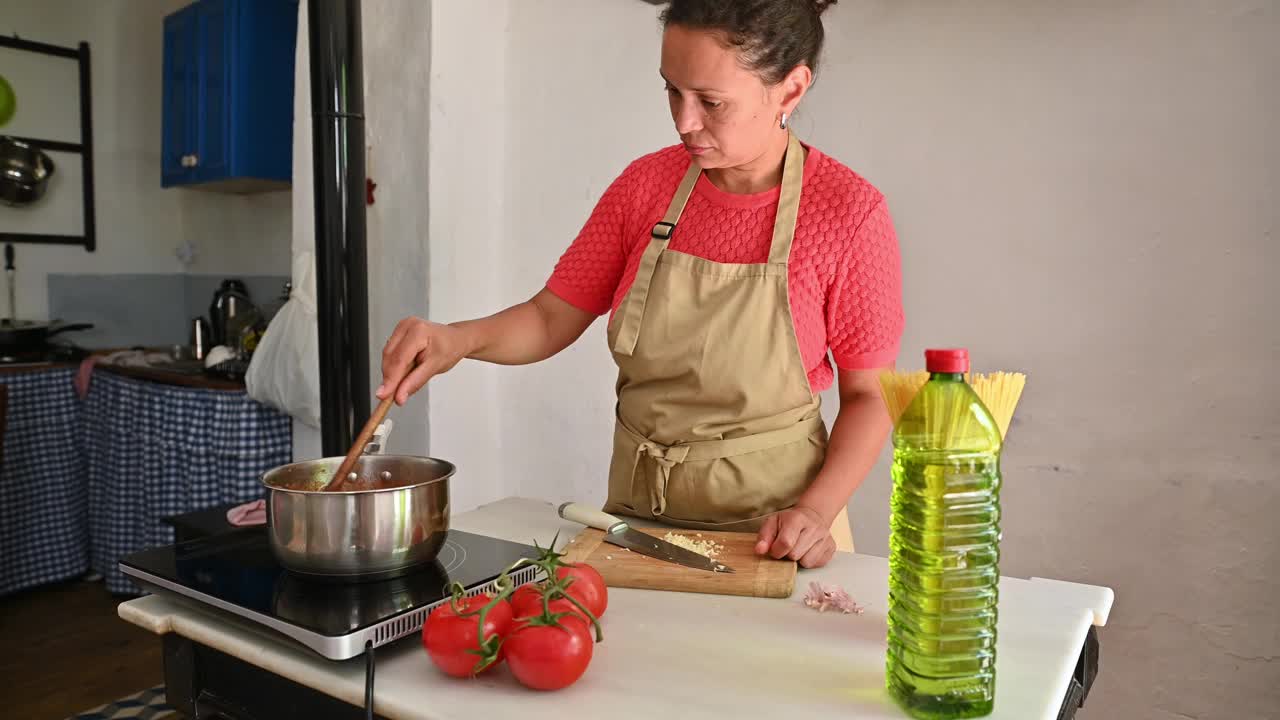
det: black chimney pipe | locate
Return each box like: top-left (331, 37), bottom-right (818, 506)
top-left (308, 0), bottom-right (370, 455)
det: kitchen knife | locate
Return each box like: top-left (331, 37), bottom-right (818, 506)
top-left (558, 502), bottom-right (735, 574)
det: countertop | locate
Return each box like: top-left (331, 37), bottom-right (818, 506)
top-left (0, 351), bottom-right (245, 390)
top-left (118, 497), bottom-right (1114, 720)
top-left (94, 362), bottom-right (245, 391)
top-left (0, 361), bottom-right (76, 375)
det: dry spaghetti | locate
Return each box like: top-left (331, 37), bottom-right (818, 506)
top-left (878, 369), bottom-right (1026, 440)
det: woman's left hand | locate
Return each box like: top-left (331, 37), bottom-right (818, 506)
top-left (754, 506), bottom-right (837, 569)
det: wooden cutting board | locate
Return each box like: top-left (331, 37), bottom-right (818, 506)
top-left (558, 527), bottom-right (797, 599)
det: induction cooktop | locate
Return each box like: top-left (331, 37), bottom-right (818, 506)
top-left (119, 526), bottom-right (540, 660)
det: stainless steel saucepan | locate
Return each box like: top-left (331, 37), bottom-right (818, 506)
top-left (261, 423), bottom-right (455, 582)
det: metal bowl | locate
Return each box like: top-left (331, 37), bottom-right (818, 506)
top-left (0, 136), bottom-right (56, 206)
top-left (261, 455), bottom-right (454, 583)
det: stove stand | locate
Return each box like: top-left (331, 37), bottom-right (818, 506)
top-left (164, 634), bottom-right (388, 720)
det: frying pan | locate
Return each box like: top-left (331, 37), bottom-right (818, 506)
top-left (0, 244), bottom-right (92, 350)
top-left (0, 319), bottom-right (94, 350)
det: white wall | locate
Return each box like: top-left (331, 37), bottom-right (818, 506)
top-left (501, 0), bottom-right (672, 510)
top-left (178, 191), bottom-right (291, 276)
top-left (288, 0), bottom-right (322, 463)
top-left (422, 0), bottom-right (516, 514)
top-left (1, 0), bottom-right (290, 321)
top-left (356, 1), bottom-right (650, 512)
top-left (345, 0), bottom-right (514, 512)
top-left (363, 0), bottom-right (432, 465)
top-left (805, 4), bottom-right (1278, 718)
top-left (416, 2), bottom-right (1278, 718)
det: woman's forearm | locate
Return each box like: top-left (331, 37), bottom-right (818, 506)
top-left (451, 288), bottom-right (595, 366)
top-left (797, 389), bottom-right (893, 525)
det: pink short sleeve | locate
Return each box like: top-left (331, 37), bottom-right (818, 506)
top-left (546, 164), bottom-right (639, 316)
top-left (827, 197), bottom-right (905, 370)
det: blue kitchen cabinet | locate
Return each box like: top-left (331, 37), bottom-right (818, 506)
top-left (161, 5), bottom-right (196, 187)
top-left (161, 0), bottom-right (298, 191)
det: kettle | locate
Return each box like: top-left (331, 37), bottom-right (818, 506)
top-left (209, 279), bottom-right (252, 347)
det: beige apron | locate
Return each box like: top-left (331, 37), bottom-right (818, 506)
top-left (604, 132), bottom-right (854, 552)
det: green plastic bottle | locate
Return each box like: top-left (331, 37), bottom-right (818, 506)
top-left (886, 348), bottom-right (1003, 719)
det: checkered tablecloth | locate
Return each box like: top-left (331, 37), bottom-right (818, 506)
top-left (0, 367), bottom-right (90, 596)
top-left (85, 371), bottom-right (292, 594)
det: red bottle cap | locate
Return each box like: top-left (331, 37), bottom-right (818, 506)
top-left (925, 348), bottom-right (969, 374)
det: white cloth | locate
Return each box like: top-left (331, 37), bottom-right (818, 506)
top-left (245, 253), bottom-right (320, 427)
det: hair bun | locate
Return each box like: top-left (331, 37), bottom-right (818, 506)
top-left (812, 0), bottom-right (838, 15)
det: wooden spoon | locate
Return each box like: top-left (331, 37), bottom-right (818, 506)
top-left (320, 394), bottom-right (395, 492)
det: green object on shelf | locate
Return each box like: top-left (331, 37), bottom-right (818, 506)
top-left (0, 75), bottom-right (15, 127)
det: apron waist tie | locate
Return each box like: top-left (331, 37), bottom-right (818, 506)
top-left (620, 415), bottom-right (825, 517)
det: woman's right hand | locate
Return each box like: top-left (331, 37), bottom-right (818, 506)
top-left (377, 317), bottom-right (471, 405)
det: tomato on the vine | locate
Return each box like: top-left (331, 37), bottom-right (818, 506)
top-left (555, 563), bottom-right (608, 619)
top-left (512, 592), bottom-right (588, 623)
top-left (511, 582), bottom-right (544, 614)
top-left (422, 548), bottom-right (605, 690)
top-left (504, 614), bottom-right (594, 691)
top-left (421, 594), bottom-right (513, 677)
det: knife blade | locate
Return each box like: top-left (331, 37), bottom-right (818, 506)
top-left (558, 502), bottom-right (735, 574)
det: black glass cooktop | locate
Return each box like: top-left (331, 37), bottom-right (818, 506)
top-left (119, 527), bottom-right (540, 660)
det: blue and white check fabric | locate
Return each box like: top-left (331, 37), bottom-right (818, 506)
top-left (68, 685), bottom-right (175, 719)
top-left (85, 371), bottom-right (292, 594)
top-left (0, 367), bottom-right (90, 596)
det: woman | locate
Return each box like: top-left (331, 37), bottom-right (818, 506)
top-left (377, 0), bottom-right (902, 569)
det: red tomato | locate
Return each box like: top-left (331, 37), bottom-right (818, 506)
top-left (505, 614), bottom-right (594, 691)
top-left (511, 582), bottom-right (544, 613)
top-left (421, 594), bottom-right (513, 678)
top-left (513, 592), bottom-right (588, 623)
top-left (556, 564), bottom-right (608, 619)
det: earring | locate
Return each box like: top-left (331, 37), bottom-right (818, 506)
top-left (779, 112), bottom-right (789, 130)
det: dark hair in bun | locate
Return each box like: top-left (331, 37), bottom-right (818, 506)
top-left (661, 0), bottom-right (837, 85)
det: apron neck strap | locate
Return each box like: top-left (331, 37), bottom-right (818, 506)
top-left (651, 131), bottom-right (806, 263)
top-left (768, 131), bottom-right (806, 265)
top-left (652, 162), bottom-right (702, 243)
top-left (614, 133), bottom-right (806, 358)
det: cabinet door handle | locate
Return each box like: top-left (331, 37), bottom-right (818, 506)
top-left (180, 155), bottom-right (191, 168)
top-left (190, 154), bottom-right (199, 168)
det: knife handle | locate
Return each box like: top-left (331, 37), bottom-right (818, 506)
top-left (558, 502), bottom-right (627, 533)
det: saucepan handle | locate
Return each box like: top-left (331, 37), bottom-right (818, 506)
top-left (558, 502), bottom-right (627, 533)
top-left (362, 419), bottom-right (394, 455)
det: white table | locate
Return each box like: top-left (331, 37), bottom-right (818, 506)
top-left (119, 497), bottom-right (1113, 720)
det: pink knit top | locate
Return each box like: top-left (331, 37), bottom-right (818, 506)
top-left (547, 143), bottom-right (904, 393)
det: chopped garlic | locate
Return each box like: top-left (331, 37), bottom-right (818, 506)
top-left (662, 532), bottom-right (725, 560)
top-left (802, 582), bottom-right (865, 615)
